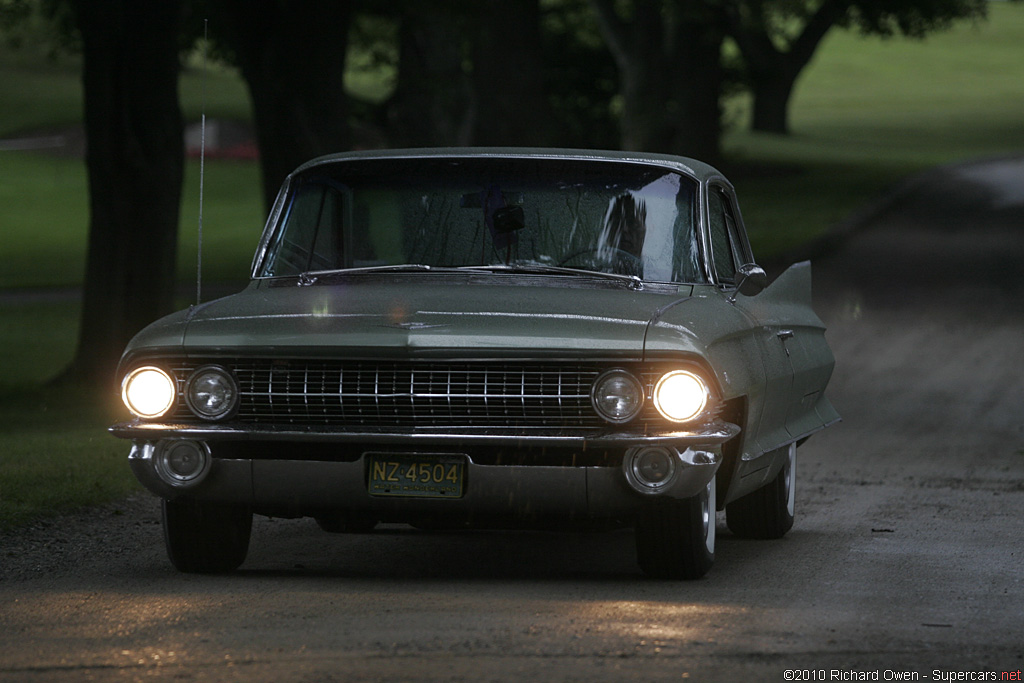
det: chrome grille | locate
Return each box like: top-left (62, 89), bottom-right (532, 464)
top-left (172, 360), bottom-right (608, 430)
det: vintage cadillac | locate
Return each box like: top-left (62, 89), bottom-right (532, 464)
top-left (110, 148), bottom-right (838, 579)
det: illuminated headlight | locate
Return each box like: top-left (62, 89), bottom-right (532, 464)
top-left (122, 366), bottom-right (176, 419)
top-left (185, 366), bottom-right (239, 421)
top-left (653, 370), bottom-right (709, 423)
top-left (591, 369), bottom-right (644, 423)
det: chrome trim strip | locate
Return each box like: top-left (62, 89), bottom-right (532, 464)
top-left (111, 420), bottom-right (740, 447)
top-left (251, 177), bottom-right (294, 278)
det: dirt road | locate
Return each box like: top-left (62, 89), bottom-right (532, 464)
top-left (2, 159), bottom-right (1022, 682)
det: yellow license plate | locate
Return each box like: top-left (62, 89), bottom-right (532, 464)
top-left (366, 453), bottom-right (466, 499)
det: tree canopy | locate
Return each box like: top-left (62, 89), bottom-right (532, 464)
top-left (720, 0), bottom-right (989, 134)
top-left (0, 0), bottom-right (994, 383)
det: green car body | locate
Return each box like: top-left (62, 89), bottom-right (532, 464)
top-left (111, 148), bottom-right (838, 579)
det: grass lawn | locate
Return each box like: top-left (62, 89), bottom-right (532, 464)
top-left (0, 300), bottom-right (137, 529)
top-left (0, 154), bottom-right (264, 289)
top-left (0, 372), bottom-right (131, 530)
top-left (1, 3), bottom-right (1023, 528)
top-left (725, 2), bottom-right (1024, 253)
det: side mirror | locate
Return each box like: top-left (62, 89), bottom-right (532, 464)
top-left (729, 263), bottom-right (768, 303)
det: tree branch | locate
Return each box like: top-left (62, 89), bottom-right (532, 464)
top-left (790, 0), bottom-right (854, 67)
top-left (588, 0), bottom-right (632, 69)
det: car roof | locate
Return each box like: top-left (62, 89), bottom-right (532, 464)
top-left (291, 147), bottom-right (724, 185)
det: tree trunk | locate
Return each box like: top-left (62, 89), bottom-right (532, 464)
top-left (68, 0), bottom-right (184, 385)
top-left (213, 0), bottom-right (353, 212)
top-left (665, 15), bottom-right (724, 162)
top-left (387, 2), bottom-right (473, 147)
top-left (726, 0), bottom-right (851, 136)
top-left (471, 0), bottom-right (553, 146)
top-left (617, 51), bottom-right (671, 152)
top-left (592, 0), bottom-right (725, 163)
top-left (750, 70), bottom-right (797, 134)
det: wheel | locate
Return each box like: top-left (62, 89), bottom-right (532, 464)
top-left (726, 442), bottom-right (796, 539)
top-left (162, 497), bottom-right (252, 573)
top-left (634, 475), bottom-right (716, 580)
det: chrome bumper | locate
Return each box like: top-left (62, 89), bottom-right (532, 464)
top-left (122, 420), bottom-right (738, 520)
top-left (110, 420), bottom-right (738, 447)
top-left (129, 445), bottom-right (723, 522)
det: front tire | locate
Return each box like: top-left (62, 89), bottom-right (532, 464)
top-left (726, 442), bottom-right (796, 539)
top-left (162, 497), bottom-right (252, 573)
top-left (635, 475), bottom-right (716, 580)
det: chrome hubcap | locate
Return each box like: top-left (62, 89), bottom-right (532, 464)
top-left (784, 443), bottom-right (797, 518)
top-left (703, 476), bottom-right (717, 553)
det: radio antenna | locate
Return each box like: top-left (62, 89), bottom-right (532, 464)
top-left (196, 18), bottom-right (209, 306)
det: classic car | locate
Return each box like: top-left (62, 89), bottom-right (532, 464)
top-left (110, 148), bottom-right (838, 579)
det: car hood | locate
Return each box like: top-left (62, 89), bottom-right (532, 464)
top-left (125, 276), bottom-right (714, 359)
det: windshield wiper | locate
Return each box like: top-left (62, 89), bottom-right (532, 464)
top-left (296, 263), bottom-right (644, 290)
top-left (456, 264), bottom-right (644, 290)
top-left (296, 264), bottom-right (436, 284)
top-left (333, 264), bottom-right (435, 274)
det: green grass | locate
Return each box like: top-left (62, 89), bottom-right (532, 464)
top-left (178, 64), bottom-right (254, 123)
top-left (0, 46), bottom-right (253, 135)
top-left (179, 159), bottom-right (265, 285)
top-left (724, 1), bottom-right (1024, 254)
top-left (0, 153), bottom-right (88, 288)
top-left (0, 382), bottom-right (135, 530)
top-left (0, 154), bottom-right (263, 289)
top-left (1, 3), bottom-right (1023, 528)
top-left (0, 44), bottom-right (263, 288)
top-left (0, 49), bottom-right (81, 134)
top-left (0, 302), bottom-right (138, 530)
top-left (0, 301), bottom-right (80, 390)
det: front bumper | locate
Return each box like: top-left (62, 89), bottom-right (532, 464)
top-left (117, 421), bottom-right (738, 521)
top-left (110, 420), bottom-right (739, 448)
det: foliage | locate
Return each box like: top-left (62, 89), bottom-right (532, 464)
top-left (343, 0), bottom-right (620, 150)
top-left (540, 0), bottom-right (619, 148)
top-left (590, 0), bottom-right (728, 159)
top-left (0, 0), bottom-right (77, 55)
top-left (844, 0), bottom-right (988, 37)
top-left (722, 0), bottom-right (992, 133)
top-left (346, 9), bottom-right (398, 103)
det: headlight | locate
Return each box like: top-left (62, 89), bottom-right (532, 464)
top-left (122, 366), bottom-right (176, 419)
top-left (591, 369), bottom-right (644, 423)
top-left (186, 365), bottom-right (239, 421)
top-left (653, 370), bottom-right (709, 423)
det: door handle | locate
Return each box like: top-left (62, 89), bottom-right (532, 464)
top-left (777, 330), bottom-right (794, 356)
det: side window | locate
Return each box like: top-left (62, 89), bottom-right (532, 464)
top-left (266, 183), bottom-right (344, 276)
top-left (707, 188), bottom-right (738, 283)
top-left (309, 189), bottom-right (342, 270)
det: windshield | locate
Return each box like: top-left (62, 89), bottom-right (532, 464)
top-left (258, 157), bottom-right (704, 283)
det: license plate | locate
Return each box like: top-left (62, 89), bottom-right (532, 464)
top-left (366, 453), bottom-right (466, 499)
